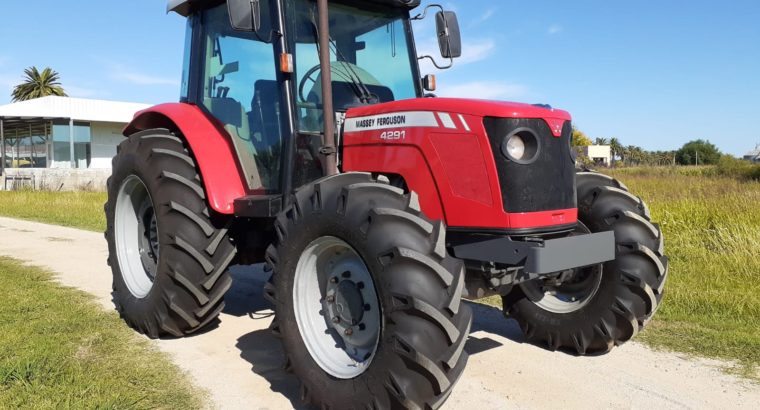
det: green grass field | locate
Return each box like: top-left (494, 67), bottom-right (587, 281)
top-left (607, 167), bottom-right (760, 378)
top-left (0, 257), bottom-right (205, 409)
top-left (0, 191), bottom-right (106, 232)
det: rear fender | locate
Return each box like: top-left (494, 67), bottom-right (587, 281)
top-left (124, 103), bottom-right (247, 215)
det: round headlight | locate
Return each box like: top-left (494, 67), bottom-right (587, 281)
top-left (501, 128), bottom-right (541, 164)
top-left (506, 135), bottom-right (526, 160)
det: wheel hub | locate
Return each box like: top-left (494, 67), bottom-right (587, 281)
top-left (293, 237), bottom-right (381, 379)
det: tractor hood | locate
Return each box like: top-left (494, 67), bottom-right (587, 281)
top-left (344, 98), bottom-right (572, 136)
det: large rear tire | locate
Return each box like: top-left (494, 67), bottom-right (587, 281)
top-left (266, 173), bottom-right (472, 409)
top-left (105, 129), bottom-right (237, 338)
top-left (504, 170), bottom-right (668, 354)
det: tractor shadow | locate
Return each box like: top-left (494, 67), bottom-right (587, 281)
top-left (226, 265), bottom-right (524, 407)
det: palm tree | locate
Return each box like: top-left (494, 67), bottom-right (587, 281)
top-left (594, 137), bottom-right (609, 146)
top-left (11, 67), bottom-right (67, 102)
top-left (609, 137), bottom-right (622, 166)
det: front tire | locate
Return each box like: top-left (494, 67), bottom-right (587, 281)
top-left (504, 170), bottom-right (668, 354)
top-left (105, 129), bottom-right (237, 338)
top-left (266, 173), bottom-right (472, 409)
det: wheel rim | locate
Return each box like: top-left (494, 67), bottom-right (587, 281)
top-left (520, 223), bottom-right (604, 314)
top-left (114, 175), bottom-right (159, 299)
top-left (293, 236), bottom-right (381, 379)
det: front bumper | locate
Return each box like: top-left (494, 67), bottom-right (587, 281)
top-left (450, 231), bottom-right (615, 274)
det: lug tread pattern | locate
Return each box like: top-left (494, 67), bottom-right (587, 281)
top-left (105, 129), bottom-right (236, 339)
top-left (265, 173), bottom-right (471, 410)
top-left (506, 170), bottom-right (669, 355)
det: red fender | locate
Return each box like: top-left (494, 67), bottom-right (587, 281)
top-left (124, 103), bottom-right (247, 215)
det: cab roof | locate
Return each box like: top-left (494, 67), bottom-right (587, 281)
top-left (168, 0), bottom-right (420, 17)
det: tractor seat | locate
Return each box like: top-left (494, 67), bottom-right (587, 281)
top-left (204, 97), bottom-right (263, 190)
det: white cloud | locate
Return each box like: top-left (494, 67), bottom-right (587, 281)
top-left (437, 81), bottom-right (529, 100)
top-left (470, 9), bottom-right (496, 27)
top-left (548, 24), bottom-right (563, 35)
top-left (108, 64), bottom-right (179, 87)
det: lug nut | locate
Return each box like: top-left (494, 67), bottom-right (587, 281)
top-left (326, 295), bottom-right (335, 303)
top-left (332, 317), bottom-right (341, 324)
top-left (330, 277), bottom-right (339, 284)
top-left (345, 328), bottom-right (354, 336)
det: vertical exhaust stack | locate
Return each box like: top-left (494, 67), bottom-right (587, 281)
top-left (317, 0), bottom-right (338, 176)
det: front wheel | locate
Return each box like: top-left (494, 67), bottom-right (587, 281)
top-left (266, 173), bottom-right (472, 410)
top-left (504, 171), bottom-right (669, 354)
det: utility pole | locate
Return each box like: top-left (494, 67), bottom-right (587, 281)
top-left (695, 150), bottom-right (699, 166)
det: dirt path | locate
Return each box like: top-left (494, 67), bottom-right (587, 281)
top-left (1, 216), bottom-right (758, 409)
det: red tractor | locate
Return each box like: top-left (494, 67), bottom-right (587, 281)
top-left (105, 0), bottom-right (668, 408)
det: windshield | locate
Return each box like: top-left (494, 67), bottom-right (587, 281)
top-left (288, 0), bottom-right (419, 133)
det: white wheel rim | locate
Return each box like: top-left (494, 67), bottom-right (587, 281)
top-left (520, 222), bottom-right (603, 314)
top-left (293, 236), bottom-right (381, 379)
top-left (114, 175), bottom-right (159, 299)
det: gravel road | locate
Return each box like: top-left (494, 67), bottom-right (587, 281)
top-left (1, 216), bottom-right (758, 409)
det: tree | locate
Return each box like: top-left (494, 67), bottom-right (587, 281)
top-left (571, 127), bottom-right (593, 147)
top-left (609, 137), bottom-right (623, 166)
top-left (675, 139), bottom-right (721, 165)
top-left (594, 137), bottom-right (609, 146)
top-left (11, 67), bottom-right (67, 102)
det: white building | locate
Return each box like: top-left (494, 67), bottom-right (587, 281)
top-left (0, 96), bottom-right (150, 190)
top-left (581, 145), bottom-right (612, 166)
top-left (744, 145), bottom-right (760, 163)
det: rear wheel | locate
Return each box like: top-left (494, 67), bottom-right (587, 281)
top-left (504, 170), bottom-right (668, 354)
top-left (266, 173), bottom-right (472, 409)
top-left (105, 129), bottom-right (237, 338)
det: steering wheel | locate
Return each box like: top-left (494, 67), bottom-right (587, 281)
top-left (298, 64), bottom-right (323, 103)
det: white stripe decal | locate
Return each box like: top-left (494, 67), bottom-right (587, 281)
top-left (344, 111), bottom-right (439, 132)
top-left (437, 112), bottom-right (457, 129)
top-left (458, 114), bottom-right (471, 132)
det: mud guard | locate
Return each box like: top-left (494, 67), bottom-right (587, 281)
top-left (123, 103), bottom-right (247, 215)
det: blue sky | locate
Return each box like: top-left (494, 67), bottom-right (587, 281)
top-left (1, 0), bottom-right (758, 155)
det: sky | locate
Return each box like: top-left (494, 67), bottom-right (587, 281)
top-left (0, 0), bottom-right (758, 156)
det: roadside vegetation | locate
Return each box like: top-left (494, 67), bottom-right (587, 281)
top-left (0, 190), bottom-right (105, 231)
top-left (0, 256), bottom-right (205, 408)
top-left (607, 166), bottom-right (760, 378)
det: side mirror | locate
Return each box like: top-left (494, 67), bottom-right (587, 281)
top-left (436, 11), bottom-right (461, 59)
top-left (228, 0), bottom-right (261, 32)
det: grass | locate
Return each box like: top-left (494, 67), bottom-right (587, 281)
top-left (0, 190), bottom-right (106, 232)
top-left (0, 256), bottom-right (205, 409)
top-left (607, 167), bottom-right (760, 378)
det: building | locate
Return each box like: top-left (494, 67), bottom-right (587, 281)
top-left (581, 145), bottom-right (612, 166)
top-left (0, 96), bottom-right (150, 190)
top-left (744, 145), bottom-right (760, 163)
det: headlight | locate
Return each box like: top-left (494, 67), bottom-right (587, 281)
top-left (501, 128), bottom-right (540, 164)
top-left (505, 135), bottom-right (526, 160)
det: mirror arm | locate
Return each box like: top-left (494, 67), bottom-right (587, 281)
top-left (411, 4), bottom-right (444, 21)
top-left (417, 55), bottom-right (454, 70)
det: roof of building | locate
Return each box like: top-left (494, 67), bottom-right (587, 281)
top-left (0, 96), bottom-right (151, 125)
top-left (745, 145), bottom-right (760, 158)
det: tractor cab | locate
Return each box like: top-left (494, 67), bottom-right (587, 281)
top-left (172, 0), bottom-right (458, 196)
